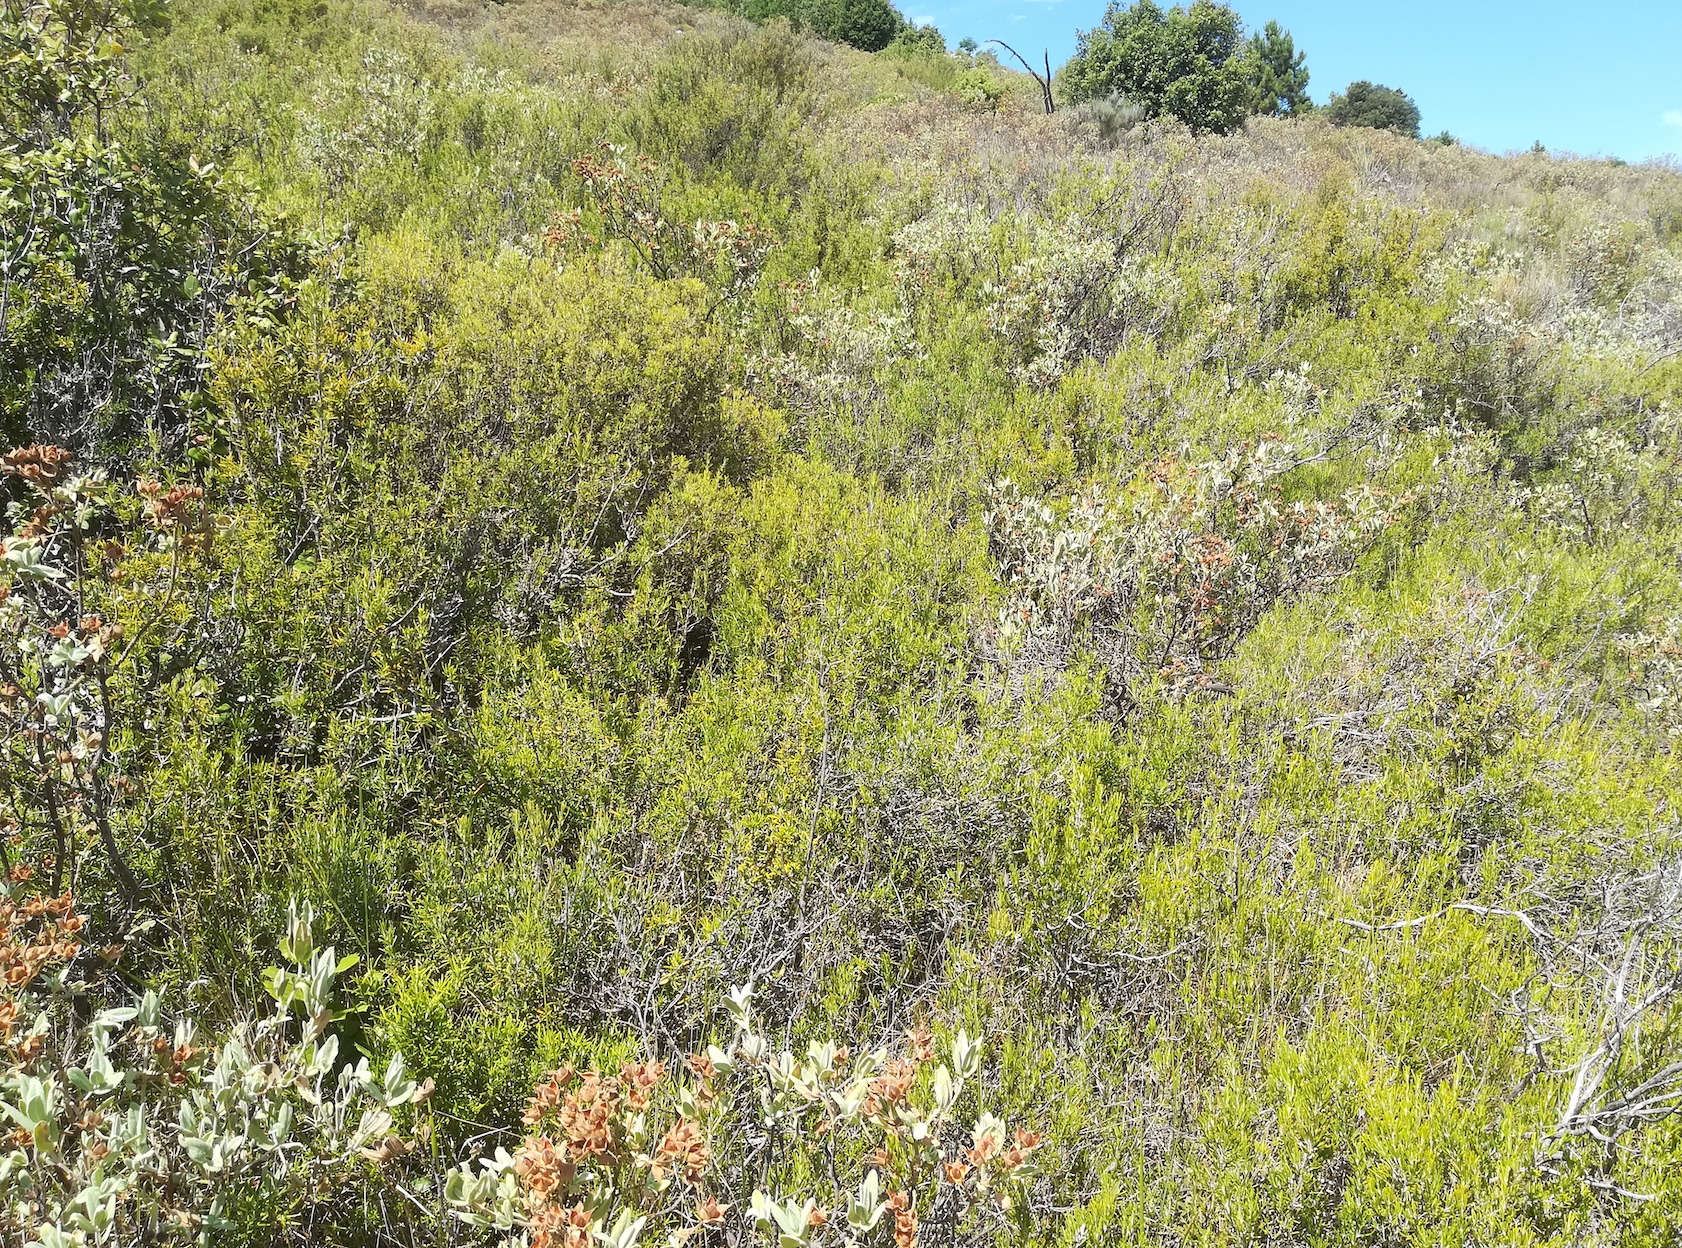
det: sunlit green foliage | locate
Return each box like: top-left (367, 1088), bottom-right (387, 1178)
top-left (713, 0), bottom-right (909, 52)
top-left (1059, 0), bottom-right (1250, 133)
top-left (1326, 80), bottom-right (1422, 138)
top-left (0, 0), bottom-right (301, 451)
top-left (1240, 19), bottom-right (1310, 117)
top-left (3, 0), bottom-right (1682, 1243)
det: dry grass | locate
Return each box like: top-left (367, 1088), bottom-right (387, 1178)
top-left (397, 0), bottom-right (748, 74)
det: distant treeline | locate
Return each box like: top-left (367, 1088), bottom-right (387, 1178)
top-left (720, 0), bottom-right (1428, 140)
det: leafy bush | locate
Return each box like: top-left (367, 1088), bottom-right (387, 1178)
top-left (984, 205), bottom-right (1183, 386)
top-left (0, 440), bottom-right (226, 914)
top-left (890, 201), bottom-right (992, 304)
top-left (296, 46), bottom-right (435, 187)
top-left (716, 0), bottom-right (908, 52)
top-left (1058, 0), bottom-right (1250, 134)
top-left (1325, 80), bottom-right (1421, 137)
top-left (0, 0), bottom-right (301, 451)
top-left (954, 68), bottom-right (1004, 110)
top-left (1619, 615), bottom-right (1682, 736)
top-left (446, 988), bottom-right (1040, 1248)
top-left (985, 434), bottom-right (1398, 702)
top-left (0, 896), bottom-right (425, 1244)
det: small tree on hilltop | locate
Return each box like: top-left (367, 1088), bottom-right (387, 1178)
top-left (1059, 0), bottom-right (1250, 135)
top-left (804, 0), bottom-right (906, 51)
top-left (889, 20), bottom-right (946, 54)
top-left (724, 0), bottom-right (908, 52)
top-left (1241, 20), bottom-right (1311, 116)
top-left (1325, 80), bottom-right (1420, 138)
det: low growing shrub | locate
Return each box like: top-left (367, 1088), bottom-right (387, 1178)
top-left (986, 436), bottom-right (1399, 702)
top-left (445, 986), bottom-right (1041, 1248)
top-left (0, 897), bottom-right (427, 1245)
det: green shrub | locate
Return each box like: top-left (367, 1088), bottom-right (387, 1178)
top-left (955, 67), bottom-right (1004, 109)
top-left (715, 0), bottom-right (908, 52)
top-left (1059, 0), bottom-right (1250, 134)
top-left (447, 996), bottom-right (1042, 1248)
top-left (0, 897), bottom-right (426, 1244)
top-left (1325, 80), bottom-right (1422, 137)
top-left (5, 0), bottom-right (1682, 1241)
top-left (0, 0), bottom-right (304, 451)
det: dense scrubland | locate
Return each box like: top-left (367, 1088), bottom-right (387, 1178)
top-left (4, 0), bottom-right (1682, 1242)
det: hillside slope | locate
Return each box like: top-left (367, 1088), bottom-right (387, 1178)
top-left (4, 0), bottom-right (1682, 1242)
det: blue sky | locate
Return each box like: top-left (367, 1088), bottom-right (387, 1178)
top-left (903, 0), bottom-right (1682, 163)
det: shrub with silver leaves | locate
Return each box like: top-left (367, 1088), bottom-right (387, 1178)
top-left (0, 896), bottom-right (428, 1246)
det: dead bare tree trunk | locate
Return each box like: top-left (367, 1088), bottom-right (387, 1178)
top-left (985, 40), bottom-right (1055, 115)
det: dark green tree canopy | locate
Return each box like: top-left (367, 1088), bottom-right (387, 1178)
top-left (1325, 80), bottom-right (1421, 138)
top-left (1059, 0), bottom-right (1251, 135)
top-left (1242, 20), bottom-right (1310, 116)
top-left (723, 0), bottom-right (908, 52)
top-left (889, 19), bottom-right (946, 55)
top-left (806, 0), bottom-right (905, 51)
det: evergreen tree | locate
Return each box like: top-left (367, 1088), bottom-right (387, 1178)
top-left (1242, 20), bottom-right (1310, 116)
top-left (889, 20), bottom-right (947, 55)
top-left (1325, 81), bottom-right (1421, 138)
top-left (805, 0), bottom-right (905, 52)
top-left (1059, 0), bottom-right (1251, 135)
top-left (723, 0), bottom-right (908, 52)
